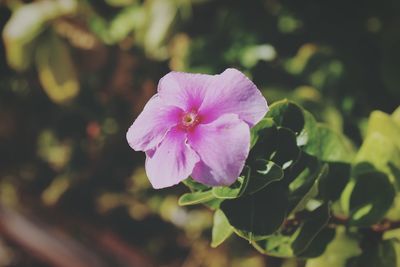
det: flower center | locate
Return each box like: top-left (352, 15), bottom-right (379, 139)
top-left (181, 111), bottom-right (200, 129)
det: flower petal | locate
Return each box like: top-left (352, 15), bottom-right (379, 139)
top-left (199, 68), bottom-right (268, 126)
top-left (157, 71), bottom-right (215, 111)
top-left (145, 127), bottom-right (200, 189)
top-left (126, 95), bottom-right (183, 151)
top-left (188, 114), bottom-right (250, 186)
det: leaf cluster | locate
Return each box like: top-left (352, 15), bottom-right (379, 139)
top-left (180, 100), bottom-right (400, 266)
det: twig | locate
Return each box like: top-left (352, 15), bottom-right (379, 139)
top-left (329, 215), bottom-right (400, 232)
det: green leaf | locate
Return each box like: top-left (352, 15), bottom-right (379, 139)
top-left (394, 241), bottom-right (400, 266)
top-left (250, 118), bottom-right (275, 148)
top-left (297, 110), bottom-right (320, 156)
top-left (388, 162), bottom-right (400, 189)
top-left (253, 207), bottom-right (333, 258)
top-left (248, 126), bottom-right (299, 170)
top-left (365, 111), bottom-right (400, 148)
top-left (316, 125), bottom-right (355, 163)
top-left (248, 125), bottom-right (278, 161)
top-left (203, 198), bottom-right (223, 210)
top-left (282, 150), bottom-right (310, 186)
top-left (319, 162), bottom-right (351, 201)
top-left (382, 233), bottom-right (400, 266)
top-left (178, 190), bottom-right (214, 206)
top-left (347, 239), bottom-right (397, 267)
top-left (385, 163), bottom-right (400, 221)
top-left (182, 177), bottom-right (210, 192)
top-left (351, 161), bottom-right (376, 176)
top-left (356, 132), bottom-right (400, 179)
top-left (107, 5), bottom-right (145, 44)
top-left (298, 228), bottom-right (335, 258)
top-left (291, 204), bottom-right (331, 255)
top-left (212, 166), bottom-right (250, 199)
top-left (220, 181), bottom-right (289, 237)
top-left (306, 226), bottom-right (361, 267)
top-left (244, 160), bottom-right (284, 195)
top-left (267, 99), bottom-right (305, 134)
top-left (253, 234), bottom-right (294, 257)
top-left (141, 0), bottom-right (179, 60)
top-left (211, 210), bottom-right (233, 248)
top-left (386, 194), bottom-right (400, 221)
top-left (212, 185), bottom-right (242, 200)
top-left (265, 100), bottom-right (326, 160)
top-left (349, 167), bottom-right (396, 226)
top-left (2, 0), bottom-right (77, 71)
top-left (232, 228), bottom-right (270, 242)
top-left (35, 33), bottom-right (80, 103)
top-left (105, 0), bottom-right (137, 7)
top-left (383, 228), bottom-right (400, 241)
top-left (392, 106), bottom-right (400, 127)
top-left (272, 128), bottom-right (301, 169)
top-left (355, 111), bottom-right (400, 182)
top-left (288, 159), bottom-right (328, 214)
top-left (240, 44), bottom-right (277, 68)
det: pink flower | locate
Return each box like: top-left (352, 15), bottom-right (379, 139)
top-left (126, 68), bottom-right (268, 189)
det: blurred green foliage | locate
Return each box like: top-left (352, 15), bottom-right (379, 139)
top-left (0, 0), bottom-right (399, 266)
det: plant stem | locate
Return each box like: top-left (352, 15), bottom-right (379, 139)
top-left (329, 215), bottom-right (400, 232)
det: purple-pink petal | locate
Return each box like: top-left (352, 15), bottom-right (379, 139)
top-left (126, 95), bottom-right (183, 151)
top-left (199, 68), bottom-right (268, 127)
top-left (157, 72), bottom-right (215, 111)
top-left (145, 127), bottom-right (200, 189)
top-left (187, 114), bottom-right (250, 186)
top-left (127, 68), bottom-right (268, 189)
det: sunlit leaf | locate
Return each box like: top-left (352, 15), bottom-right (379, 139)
top-left (392, 106), bottom-right (400, 127)
top-left (356, 111), bottom-right (400, 181)
top-left (108, 5), bottom-right (145, 43)
top-left (316, 125), bottom-right (355, 163)
top-left (297, 110), bottom-right (320, 156)
top-left (349, 167), bottom-right (396, 226)
top-left (2, 0), bottom-right (77, 70)
top-left (383, 228), bottom-right (400, 241)
top-left (240, 44), bottom-right (276, 68)
top-left (105, 0), bottom-right (137, 7)
top-left (183, 177), bottom-right (210, 192)
top-left (178, 190), bottom-right (214, 206)
top-left (211, 209), bottom-right (233, 248)
top-left (253, 234), bottom-right (294, 257)
top-left (306, 227), bottom-right (361, 267)
top-left (35, 33), bottom-right (80, 103)
top-left (285, 44), bottom-right (318, 75)
top-left (347, 239), bottom-right (397, 267)
top-left (365, 111), bottom-right (400, 149)
top-left (141, 0), bottom-right (179, 60)
top-left (203, 198), bottom-right (223, 210)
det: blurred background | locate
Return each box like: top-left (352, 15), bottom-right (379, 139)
top-left (0, 0), bottom-right (399, 266)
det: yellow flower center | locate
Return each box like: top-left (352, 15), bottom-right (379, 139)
top-left (181, 111), bottom-right (200, 130)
